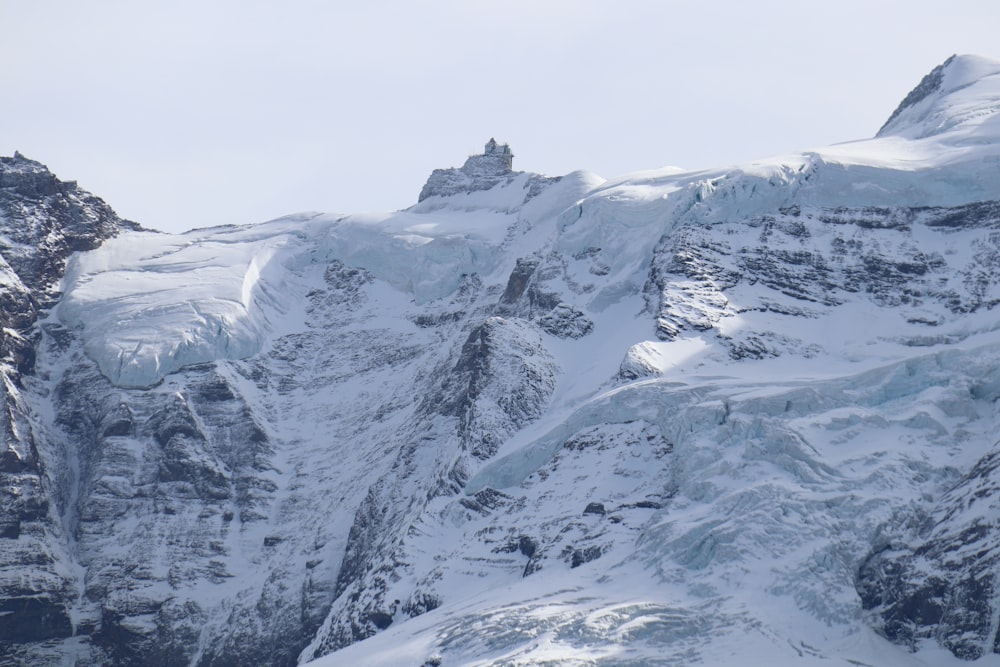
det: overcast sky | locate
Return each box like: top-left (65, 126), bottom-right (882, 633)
top-left (3, 1), bottom-right (999, 233)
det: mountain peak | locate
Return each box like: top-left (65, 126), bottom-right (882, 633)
top-left (417, 138), bottom-right (516, 202)
top-left (0, 152), bottom-right (64, 198)
top-left (876, 54), bottom-right (1000, 139)
top-left (0, 154), bottom-right (140, 303)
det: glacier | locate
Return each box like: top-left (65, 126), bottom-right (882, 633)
top-left (5, 54), bottom-right (1000, 666)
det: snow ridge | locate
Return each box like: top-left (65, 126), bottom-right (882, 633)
top-left (876, 53), bottom-right (1000, 140)
top-left (879, 54), bottom-right (956, 136)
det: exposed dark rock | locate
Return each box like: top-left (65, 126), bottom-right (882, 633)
top-left (0, 595), bottom-right (73, 642)
top-left (402, 592), bottom-right (441, 618)
top-left (536, 303), bottom-right (594, 339)
top-left (411, 311), bottom-right (466, 328)
top-left (0, 153), bottom-right (140, 308)
top-left (857, 445), bottom-right (1000, 659)
top-left (434, 316), bottom-right (557, 459)
top-left (922, 200), bottom-right (1000, 229)
top-left (460, 487), bottom-right (513, 515)
top-left (570, 545), bottom-right (604, 568)
top-left (148, 395), bottom-right (207, 448)
top-left (633, 500), bottom-right (664, 510)
top-left (0, 449), bottom-right (30, 474)
top-left (368, 609), bottom-right (394, 630)
top-left (648, 202), bottom-right (999, 353)
top-left (93, 598), bottom-right (205, 667)
top-left (196, 379), bottom-right (236, 403)
top-left (495, 252), bottom-right (594, 340)
top-left (500, 257), bottom-right (540, 305)
top-left (0, 154), bottom-right (137, 661)
top-left (518, 535), bottom-right (538, 559)
top-left (100, 403), bottom-right (135, 437)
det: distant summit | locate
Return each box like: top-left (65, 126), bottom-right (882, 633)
top-left (876, 54), bottom-right (1000, 139)
top-left (418, 138), bottom-right (517, 202)
top-left (877, 55), bottom-right (956, 135)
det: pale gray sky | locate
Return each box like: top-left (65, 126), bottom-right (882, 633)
top-left (3, 1), bottom-right (999, 233)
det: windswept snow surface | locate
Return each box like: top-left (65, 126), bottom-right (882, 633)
top-left (39, 54), bottom-right (1000, 666)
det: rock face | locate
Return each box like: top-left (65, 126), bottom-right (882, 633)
top-left (646, 202), bottom-right (1000, 358)
top-left (858, 444), bottom-right (1000, 660)
top-left (0, 154), bottom-right (139, 665)
top-left (9, 55), bottom-right (1000, 667)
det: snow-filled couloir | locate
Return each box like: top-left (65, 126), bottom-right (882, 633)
top-left (5, 54), bottom-right (1000, 666)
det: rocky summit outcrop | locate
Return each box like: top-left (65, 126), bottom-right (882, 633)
top-left (418, 138), bottom-right (515, 202)
top-left (418, 138), bottom-right (559, 204)
top-left (8, 55), bottom-right (1000, 667)
top-left (0, 153), bottom-right (139, 379)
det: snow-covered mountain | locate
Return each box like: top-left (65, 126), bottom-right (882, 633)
top-left (5, 54), bottom-right (1000, 666)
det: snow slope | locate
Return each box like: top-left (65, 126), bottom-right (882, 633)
top-left (6, 54), bottom-right (1000, 666)
top-left (297, 53), bottom-right (1000, 666)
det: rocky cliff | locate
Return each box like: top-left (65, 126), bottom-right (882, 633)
top-left (0, 153), bottom-right (139, 664)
